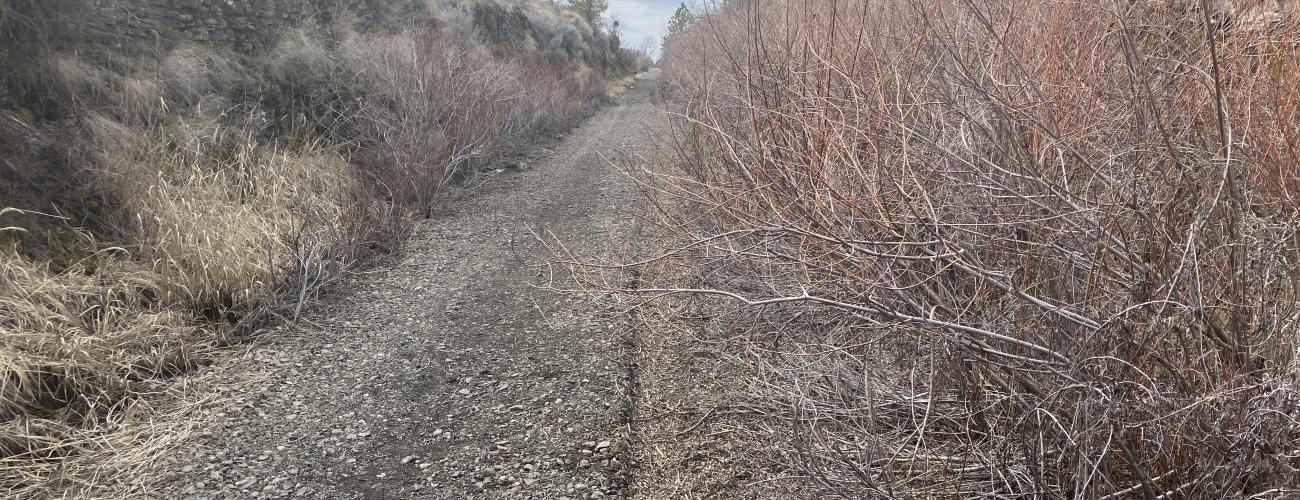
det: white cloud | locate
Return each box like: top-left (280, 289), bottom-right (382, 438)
top-left (605, 0), bottom-right (682, 58)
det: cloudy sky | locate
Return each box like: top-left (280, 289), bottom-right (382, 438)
top-left (605, 0), bottom-right (684, 58)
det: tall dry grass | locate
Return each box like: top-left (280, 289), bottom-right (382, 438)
top-left (609, 0), bottom-right (1300, 497)
top-left (2, 4), bottom-right (632, 495)
top-left (2, 111), bottom-right (362, 496)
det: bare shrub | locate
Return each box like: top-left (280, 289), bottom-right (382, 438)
top-left (344, 26), bottom-right (601, 211)
top-left (589, 0), bottom-right (1300, 497)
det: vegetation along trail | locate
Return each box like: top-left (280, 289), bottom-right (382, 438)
top-left (149, 70), bottom-right (665, 500)
top-left (11, 0), bottom-right (1300, 498)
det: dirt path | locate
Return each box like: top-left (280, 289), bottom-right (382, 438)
top-left (149, 70), bottom-right (664, 500)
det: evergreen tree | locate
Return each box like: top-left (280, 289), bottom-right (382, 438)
top-left (665, 4), bottom-right (695, 39)
top-left (566, 0), bottom-right (609, 27)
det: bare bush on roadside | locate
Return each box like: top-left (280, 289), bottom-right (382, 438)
top-left (578, 0), bottom-right (1300, 497)
top-left (345, 27), bottom-right (601, 211)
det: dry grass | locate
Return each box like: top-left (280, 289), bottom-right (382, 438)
top-left (0, 234), bottom-right (199, 495)
top-left (85, 113), bottom-right (360, 316)
top-left (1, 2), bottom-right (635, 496)
top-left (565, 0), bottom-right (1300, 497)
top-left (624, 295), bottom-right (814, 499)
top-left (1, 113), bottom-right (360, 495)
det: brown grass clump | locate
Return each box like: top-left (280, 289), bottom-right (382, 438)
top-left (0, 225), bottom-right (199, 495)
top-left (582, 0), bottom-right (1300, 497)
top-left (85, 113), bottom-right (360, 317)
top-left (1, 117), bottom-right (360, 494)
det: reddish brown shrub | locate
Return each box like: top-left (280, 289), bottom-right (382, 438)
top-left (633, 0), bottom-right (1300, 496)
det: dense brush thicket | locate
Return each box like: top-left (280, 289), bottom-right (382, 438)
top-left (0, 0), bottom-right (645, 495)
top-left (642, 0), bottom-right (1300, 497)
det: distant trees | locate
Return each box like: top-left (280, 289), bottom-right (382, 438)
top-left (565, 0), bottom-right (609, 27)
top-left (665, 3), bottom-right (695, 39)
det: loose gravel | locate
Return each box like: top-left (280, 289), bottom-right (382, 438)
top-left (144, 70), bottom-right (665, 500)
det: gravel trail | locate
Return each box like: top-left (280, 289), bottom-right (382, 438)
top-left (153, 70), bottom-right (664, 500)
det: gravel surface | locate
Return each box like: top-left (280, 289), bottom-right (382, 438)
top-left (148, 70), bottom-right (664, 500)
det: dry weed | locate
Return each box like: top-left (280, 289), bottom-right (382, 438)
top-left (570, 0), bottom-right (1300, 497)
